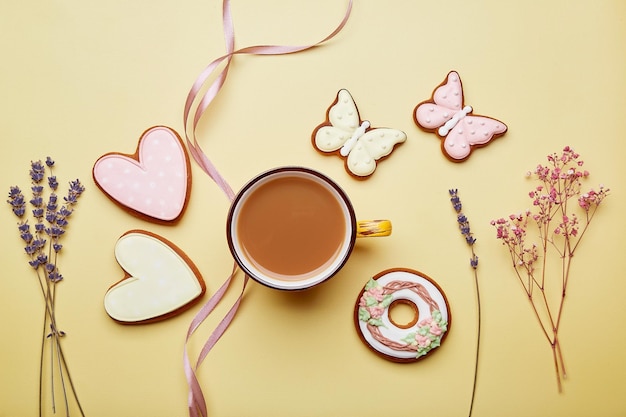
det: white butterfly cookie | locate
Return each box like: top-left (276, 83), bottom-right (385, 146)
top-left (312, 89), bottom-right (407, 178)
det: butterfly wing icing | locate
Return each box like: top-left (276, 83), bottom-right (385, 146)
top-left (432, 71), bottom-right (464, 110)
top-left (415, 103), bottom-right (455, 131)
top-left (346, 128), bottom-right (407, 177)
top-left (314, 89), bottom-right (360, 152)
top-left (443, 116), bottom-right (508, 160)
top-left (414, 71), bottom-right (464, 131)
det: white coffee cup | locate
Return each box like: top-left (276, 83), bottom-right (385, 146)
top-left (226, 167), bottom-right (391, 290)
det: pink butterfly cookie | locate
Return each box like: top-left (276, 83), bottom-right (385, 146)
top-left (414, 71), bottom-right (507, 162)
top-left (93, 126), bottom-right (191, 223)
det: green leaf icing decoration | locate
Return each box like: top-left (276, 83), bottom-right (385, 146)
top-left (399, 309), bottom-right (447, 357)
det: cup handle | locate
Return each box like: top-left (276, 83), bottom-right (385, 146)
top-left (356, 220), bottom-right (392, 237)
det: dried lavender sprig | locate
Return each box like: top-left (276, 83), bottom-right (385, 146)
top-left (6, 157), bottom-right (86, 417)
top-left (449, 188), bottom-right (481, 417)
top-left (450, 189), bottom-right (478, 268)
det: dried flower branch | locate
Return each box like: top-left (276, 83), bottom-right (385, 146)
top-left (490, 146), bottom-right (609, 391)
top-left (7, 157), bottom-right (86, 416)
top-left (449, 189), bottom-right (481, 417)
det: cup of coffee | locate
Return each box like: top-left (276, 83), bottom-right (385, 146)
top-left (226, 166), bottom-right (391, 290)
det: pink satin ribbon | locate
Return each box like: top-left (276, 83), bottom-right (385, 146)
top-left (182, 1), bottom-right (353, 416)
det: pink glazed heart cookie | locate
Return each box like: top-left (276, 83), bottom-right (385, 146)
top-left (93, 126), bottom-right (191, 223)
top-left (104, 230), bottom-right (206, 324)
top-left (413, 71), bottom-right (507, 162)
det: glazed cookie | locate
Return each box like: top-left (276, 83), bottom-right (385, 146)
top-left (354, 268), bottom-right (450, 363)
top-left (312, 89), bottom-right (406, 178)
top-left (414, 71), bottom-right (507, 162)
top-left (93, 125), bottom-right (191, 223)
top-left (104, 230), bottom-right (206, 324)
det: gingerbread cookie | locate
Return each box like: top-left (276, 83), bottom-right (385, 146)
top-left (354, 268), bottom-right (450, 363)
top-left (93, 125), bottom-right (191, 223)
top-left (312, 89), bottom-right (406, 178)
top-left (104, 230), bottom-right (206, 324)
top-left (413, 71), bottom-right (507, 162)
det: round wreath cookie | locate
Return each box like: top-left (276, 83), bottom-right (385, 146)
top-left (354, 268), bottom-right (450, 363)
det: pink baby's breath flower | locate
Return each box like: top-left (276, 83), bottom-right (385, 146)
top-left (491, 146), bottom-right (608, 392)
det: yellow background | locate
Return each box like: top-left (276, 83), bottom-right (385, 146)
top-left (1, 1), bottom-right (625, 416)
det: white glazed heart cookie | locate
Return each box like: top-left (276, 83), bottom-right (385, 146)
top-left (312, 89), bottom-right (407, 178)
top-left (354, 268), bottom-right (450, 363)
top-left (104, 230), bottom-right (206, 324)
